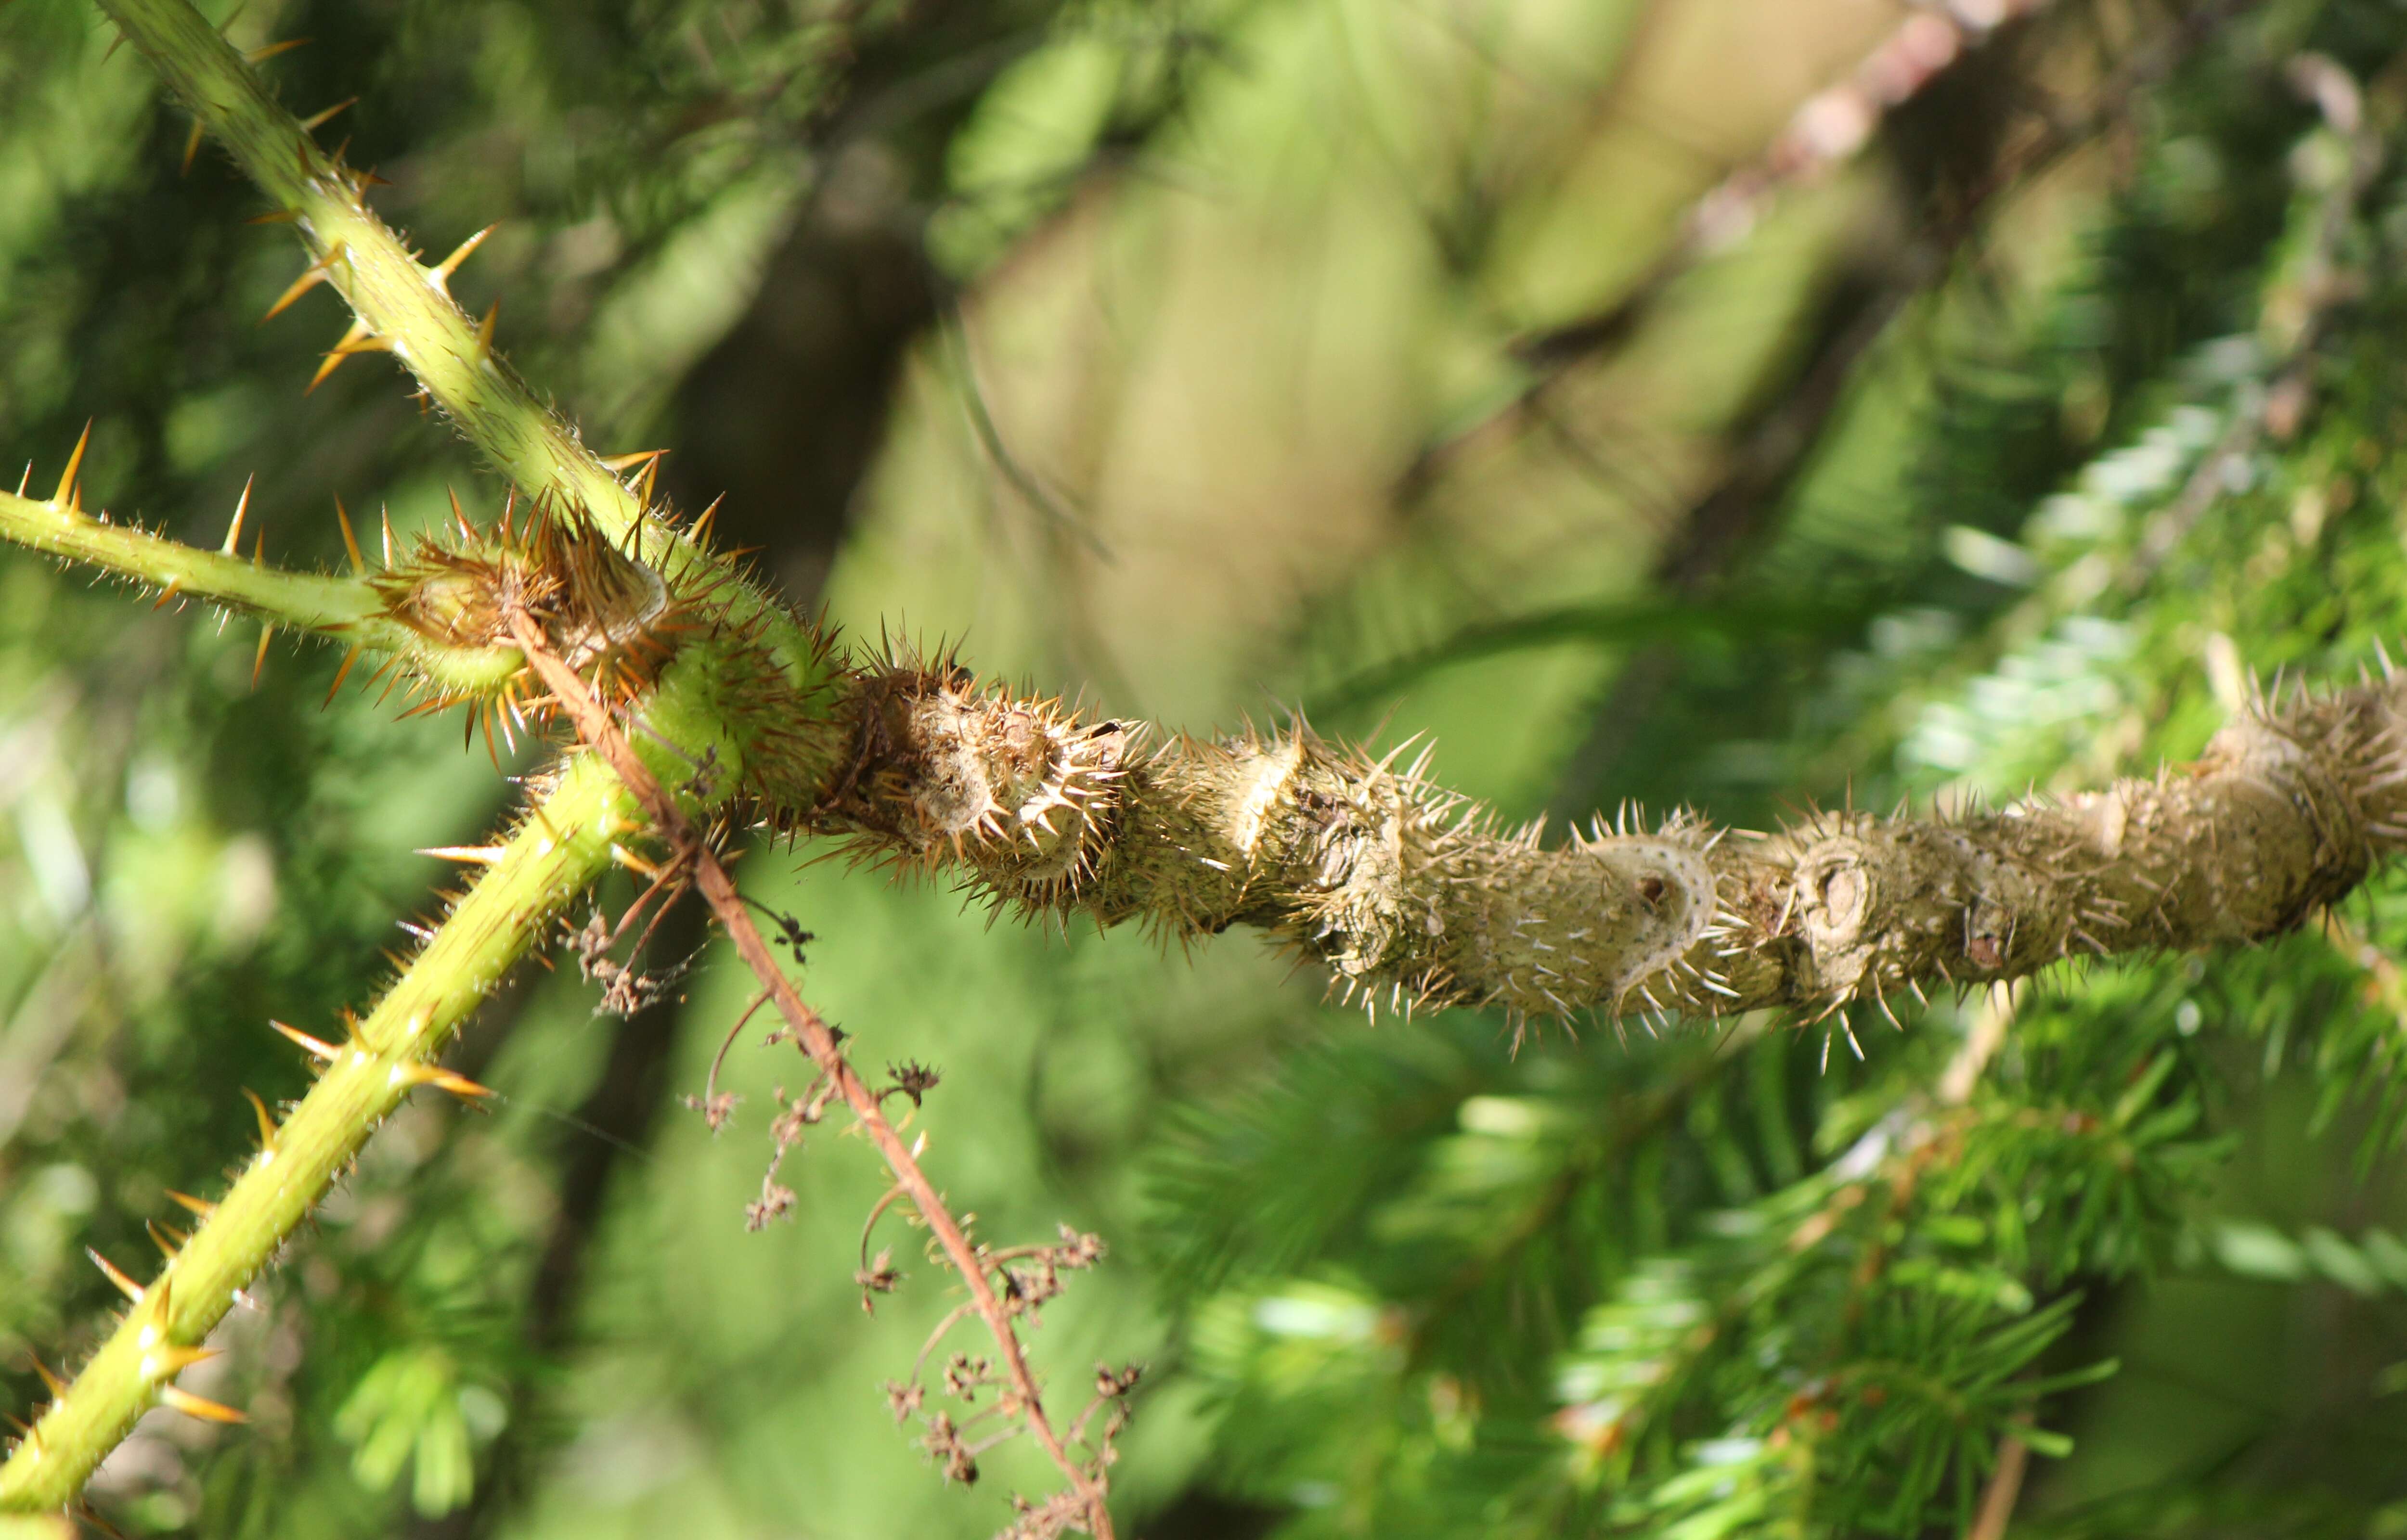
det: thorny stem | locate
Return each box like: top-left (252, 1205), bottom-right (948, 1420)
top-left (82, 0), bottom-right (2407, 1025)
top-left (92, 0), bottom-right (634, 531)
top-left (807, 658), bottom-right (2407, 1037)
top-left (14, 0), bottom-right (2407, 1520)
top-left (0, 644), bottom-right (749, 1514)
top-left (0, 657), bottom-right (742, 1510)
top-left (92, 0), bottom-right (823, 687)
top-left (504, 613), bottom-right (1117, 1539)
top-left (0, 479), bottom-right (513, 694)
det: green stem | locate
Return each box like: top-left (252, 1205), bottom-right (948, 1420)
top-left (1, 0), bottom-right (838, 1512)
top-left (90, 0), bottom-right (821, 687)
top-left (0, 484), bottom-right (516, 695)
top-left (0, 654), bottom-right (741, 1511)
top-left (93, 0), bottom-right (630, 533)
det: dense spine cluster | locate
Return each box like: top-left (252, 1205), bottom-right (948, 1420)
top-left (804, 659), bottom-right (1738, 1028)
top-left (805, 656), bottom-right (2407, 1037)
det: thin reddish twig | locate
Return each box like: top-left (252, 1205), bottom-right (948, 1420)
top-left (503, 610), bottom-right (1113, 1538)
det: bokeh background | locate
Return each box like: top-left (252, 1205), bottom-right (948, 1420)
top-left (8, 0), bottom-right (2407, 1534)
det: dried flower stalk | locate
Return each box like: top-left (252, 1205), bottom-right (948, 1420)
top-left (505, 612), bottom-right (1121, 1539)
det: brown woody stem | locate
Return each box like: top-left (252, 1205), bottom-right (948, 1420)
top-left (798, 660), bottom-right (2407, 1031)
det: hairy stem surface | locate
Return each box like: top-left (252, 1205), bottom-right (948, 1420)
top-left (0, 479), bottom-right (516, 694)
top-left (806, 662), bottom-right (2407, 1029)
top-left (0, 654), bottom-right (742, 1510)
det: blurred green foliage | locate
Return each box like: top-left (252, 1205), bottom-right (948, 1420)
top-left (9, 0), bottom-right (2407, 1536)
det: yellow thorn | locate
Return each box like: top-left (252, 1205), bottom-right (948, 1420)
top-left (378, 505), bottom-right (395, 566)
top-left (307, 321), bottom-right (378, 393)
top-left (240, 1088), bottom-right (279, 1150)
top-left (269, 1019), bottom-right (341, 1062)
top-left (476, 299), bottom-right (498, 354)
top-left (396, 1062), bottom-right (494, 1102)
top-left (143, 1343), bottom-right (216, 1377)
top-left (146, 1219), bottom-right (189, 1260)
top-left (324, 644), bottom-right (362, 708)
top-left (52, 420), bottom-right (91, 510)
top-left (337, 1007), bottom-right (370, 1051)
top-left (416, 845), bottom-right (506, 865)
top-left (31, 1358), bottom-right (66, 1397)
top-left (427, 224), bottom-right (495, 292)
top-left (253, 521), bottom-right (266, 567)
top-left (259, 262), bottom-right (331, 324)
top-left (220, 475), bottom-right (252, 555)
top-left (181, 118), bottom-right (205, 177)
top-left (333, 496), bottom-right (365, 573)
top-left (246, 208), bottom-right (300, 225)
top-left (158, 1386), bottom-right (248, 1425)
top-left (596, 448), bottom-right (666, 475)
top-left (252, 624), bottom-right (272, 690)
top-left (447, 487), bottom-right (473, 541)
top-left (14, 462), bottom-right (28, 498)
top-left (244, 37), bottom-right (309, 63)
top-left (525, 802), bottom-right (566, 846)
top-left (691, 495), bottom-right (723, 545)
top-left (298, 97), bottom-right (357, 133)
top-left (305, 350), bottom-right (349, 394)
top-left (88, 1247), bottom-right (144, 1304)
top-left (164, 1190), bottom-right (217, 1220)
top-left (607, 843), bottom-right (662, 877)
top-left (151, 580), bottom-right (182, 611)
top-left (143, 1348), bottom-right (221, 1396)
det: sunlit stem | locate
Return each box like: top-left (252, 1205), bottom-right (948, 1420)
top-left (0, 484), bottom-right (516, 695)
top-left (0, 654), bottom-right (742, 1511)
top-left (90, 0), bottom-right (823, 689)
